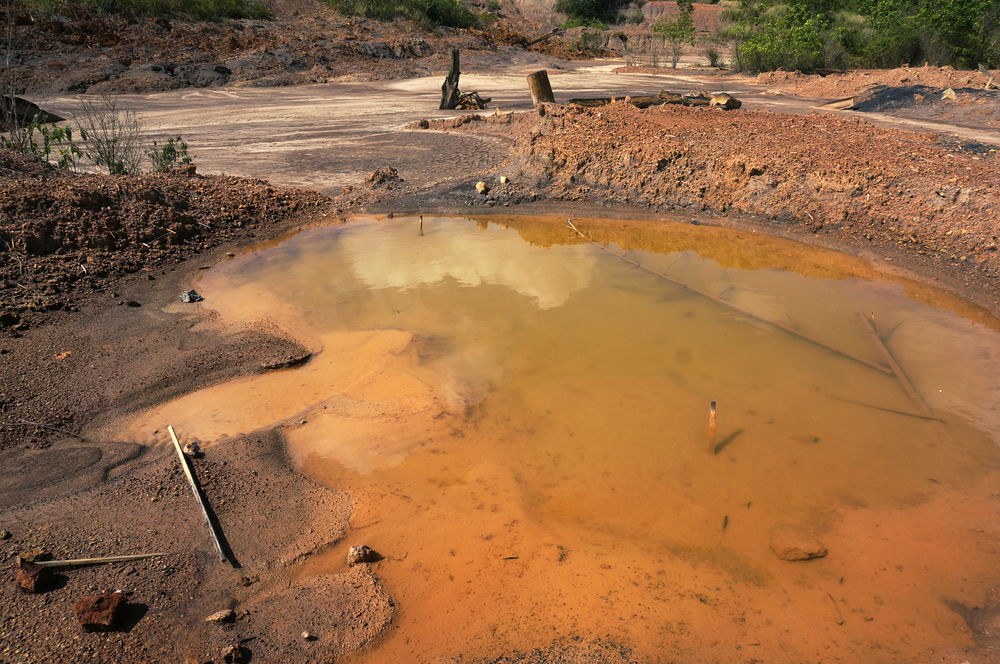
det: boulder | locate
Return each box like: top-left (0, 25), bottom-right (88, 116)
top-left (770, 528), bottom-right (828, 561)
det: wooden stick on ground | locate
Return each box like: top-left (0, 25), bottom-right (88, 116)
top-left (168, 425), bottom-right (227, 562)
top-left (857, 313), bottom-right (932, 415)
top-left (34, 552), bottom-right (176, 568)
top-left (565, 219), bottom-right (893, 376)
top-left (708, 401), bottom-right (717, 454)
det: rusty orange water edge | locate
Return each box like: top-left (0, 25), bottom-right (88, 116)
top-left (118, 215), bottom-right (1000, 663)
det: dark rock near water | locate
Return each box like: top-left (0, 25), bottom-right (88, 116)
top-left (346, 544), bottom-right (378, 566)
top-left (180, 289), bottom-right (203, 303)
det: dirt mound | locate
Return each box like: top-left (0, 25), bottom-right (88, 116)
top-left (853, 85), bottom-right (1000, 128)
top-left (6, 7), bottom-right (536, 95)
top-left (412, 102), bottom-right (1000, 284)
top-left (0, 152), bottom-right (331, 336)
top-left (750, 65), bottom-right (994, 99)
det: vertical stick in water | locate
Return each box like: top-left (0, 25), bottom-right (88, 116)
top-left (708, 401), bottom-right (717, 454)
top-left (419, 215), bottom-right (424, 237)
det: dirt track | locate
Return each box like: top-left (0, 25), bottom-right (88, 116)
top-left (3, 46), bottom-right (1000, 664)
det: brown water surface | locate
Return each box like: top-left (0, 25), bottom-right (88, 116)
top-left (123, 216), bottom-right (1000, 663)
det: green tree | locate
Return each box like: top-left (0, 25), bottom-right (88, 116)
top-left (653, 11), bottom-right (696, 67)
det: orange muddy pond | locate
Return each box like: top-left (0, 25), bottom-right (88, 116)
top-left (126, 216), bottom-right (1000, 663)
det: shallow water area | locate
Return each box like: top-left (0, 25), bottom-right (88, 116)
top-left (126, 215), bottom-right (1000, 663)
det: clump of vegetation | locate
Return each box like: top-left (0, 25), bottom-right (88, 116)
top-left (0, 112), bottom-right (83, 170)
top-left (148, 135), bottom-right (194, 172)
top-left (324, 0), bottom-right (477, 28)
top-left (30, 0), bottom-right (271, 20)
top-left (1, 94), bottom-right (197, 175)
top-left (719, 0), bottom-right (1000, 73)
top-left (555, 0), bottom-right (630, 26)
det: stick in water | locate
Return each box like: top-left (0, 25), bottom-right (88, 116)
top-left (419, 215), bottom-right (424, 237)
top-left (708, 401), bottom-right (717, 454)
top-left (168, 425), bottom-right (227, 562)
top-left (857, 313), bottom-right (931, 415)
top-left (34, 552), bottom-right (176, 568)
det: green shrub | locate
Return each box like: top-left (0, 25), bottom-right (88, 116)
top-left (487, 0), bottom-right (500, 10)
top-left (556, 0), bottom-right (629, 24)
top-left (562, 16), bottom-right (608, 29)
top-left (148, 135), bottom-right (194, 172)
top-left (624, 8), bottom-right (644, 24)
top-left (326, 0), bottom-right (477, 27)
top-left (653, 10), bottom-right (696, 67)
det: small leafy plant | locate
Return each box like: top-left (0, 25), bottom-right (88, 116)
top-left (0, 114), bottom-right (83, 170)
top-left (148, 135), bottom-right (194, 172)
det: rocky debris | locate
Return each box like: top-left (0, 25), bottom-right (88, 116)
top-left (15, 558), bottom-right (53, 593)
top-left (205, 608), bottom-right (237, 623)
top-left (221, 642), bottom-right (249, 663)
top-left (770, 528), bottom-right (828, 561)
top-left (236, 575), bottom-right (256, 587)
top-left (365, 167), bottom-right (403, 189)
top-left (74, 592), bottom-right (127, 631)
top-left (346, 544), bottom-right (377, 566)
top-left (180, 290), bottom-right (204, 303)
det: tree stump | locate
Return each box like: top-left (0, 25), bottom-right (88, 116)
top-left (440, 49), bottom-right (461, 110)
top-left (527, 70), bottom-right (555, 107)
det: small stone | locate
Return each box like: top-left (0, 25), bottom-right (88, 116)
top-left (180, 289), bottom-right (204, 303)
top-left (16, 558), bottom-right (53, 593)
top-left (0, 530), bottom-right (10, 539)
top-left (301, 630), bottom-right (312, 640)
top-left (500, 176), bottom-right (508, 184)
top-left (943, 87), bottom-right (957, 99)
top-left (183, 441), bottom-right (202, 458)
top-left (770, 528), bottom-right (828, 561)
top-left (417, 119), bottom-right (430, 129)
top-left (346, 544), bottom-right (377, 566)
top-left (74, 592), bottom-right (126, 631)
top-left (475, 181), bottom-right (489, 195)
top-left (222, 643), bottom-right (248, 664)
top-left (205, 609), bottom-right (236, 624)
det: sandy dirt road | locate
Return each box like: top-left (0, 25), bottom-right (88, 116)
top-left (37, 59), bottom-right (1000, 198)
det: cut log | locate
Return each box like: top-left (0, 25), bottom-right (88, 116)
top-left (440, 48), bottom-right (461, 110)
top-left (527, 70), bottom-right (555, 107)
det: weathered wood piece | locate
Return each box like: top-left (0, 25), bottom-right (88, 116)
top-left (168, 425), bottom-right (227, 562)
top-left (526, 28), bottom-right (561, 47)
top-left (527, 70), bottom-right (555, 107)
top-left (440, 49), bottom-right (461, 110)
top-left (707, 401), bottom-right (717, 454)
top-left (35, 552), bottom-right (176, 568)
top-left (566, 90), bottom-right (741, 110)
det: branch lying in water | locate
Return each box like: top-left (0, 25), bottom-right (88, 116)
top-left (565, 218), bottom-right (894, 377)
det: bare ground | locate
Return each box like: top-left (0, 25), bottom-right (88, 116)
top-left (3, 7), bottom-right (1000, 661)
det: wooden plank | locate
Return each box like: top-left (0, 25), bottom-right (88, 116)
top-left (707, 401), bottom-right (717, 454)
top-left (168, 425), bottom-right (227, 562)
